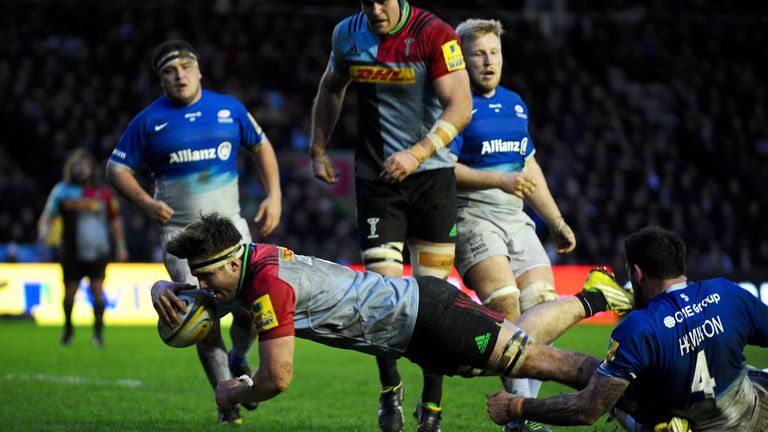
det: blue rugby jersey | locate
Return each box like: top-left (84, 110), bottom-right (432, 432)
top-left (109, 90), bottom-right (265, 224)
top-left (598, 279), bottom-right (768, 420)
top-left (450, 86), bottom-right (535, 211)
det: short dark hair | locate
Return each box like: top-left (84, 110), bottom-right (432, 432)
top-left (165, 213), bottom-right (242, 260)
top-left (624, 226), bottom-right (686, 280)
top-left (151, 39), bottom-right (199, 72)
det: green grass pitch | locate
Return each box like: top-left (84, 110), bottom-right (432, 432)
top-left (2, 321), bottom-right (767, 431)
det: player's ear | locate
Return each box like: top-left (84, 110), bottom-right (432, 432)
top-left (632, 264), bottom-right (643, 281)
top-left (229, 257), bottom-right (241, 273)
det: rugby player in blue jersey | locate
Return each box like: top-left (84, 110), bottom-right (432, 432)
top-left (487, 226), bottom-right (768, 431)
top-left (309, 1), bottom-right (472, 430)
top-left (106, 40), bottom-right (282, 424)
top-left (450, 18), bottom-right (575, 431)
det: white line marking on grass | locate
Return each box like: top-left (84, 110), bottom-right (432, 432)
top-left (4, 373), bottom-right (143, 388)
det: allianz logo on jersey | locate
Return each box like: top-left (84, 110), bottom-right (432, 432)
top-left (169, 142), bottom-right (233, 164)
top-left (481, 137), bottom-right (528, 155)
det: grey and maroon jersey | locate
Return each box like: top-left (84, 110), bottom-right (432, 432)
top-left (330, 1), bottom-right (465, 180)
top-left (238, 243), bottom-right (419, 357)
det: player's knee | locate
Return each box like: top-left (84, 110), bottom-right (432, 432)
top-left (519, 281), bottom-right (557, 313)
top-left (410, 243), bottom-right (455, 279)
top-left (362, 242), bottom-right (404, 274)
top-left (483, 285), bottom-right (520, 307)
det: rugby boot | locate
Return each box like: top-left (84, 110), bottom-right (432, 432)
top-left (217, 405), bottom-right (243, 425)
top-left (414, 400), bottom-right (442, 432)
top-left (583, 267), bottom-right (634, 316)
top-left (377, 382), bottom-right (404, 432)
top-left (503, 419), bottom-right (552, 432)
top-left (653, 417), bottom-right (692, 432)
top-left (60, 326), bottom-right (73, 346)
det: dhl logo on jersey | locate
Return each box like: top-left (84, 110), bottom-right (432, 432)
top-left (350, 65), bottom-right (416, 84)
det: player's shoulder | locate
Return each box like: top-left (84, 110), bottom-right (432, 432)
top-left (613, 308), bottom-right (657, 339)
top-left (698, 277), bottom-right (741, 292)
top-left (49, 181), bottom-right (71, 196)
top-left (200, 89), bottom-right (242, 107)
top-left (407, 6), bottom-right (450, 36)
top-left (127, 96), bottom-right (169, 126)
top-left (495, 86), bottom-right (526, 106)
top-left (495, 85), bottom-right (521, 99)
top-left (335, 11), bottom-right (368, 38)
top-left (201, 90), bottom-right (249, 115)
top-left (701, 277), bottom-right (761, 308)
top-left (248, 243), bottom-right (281, 267)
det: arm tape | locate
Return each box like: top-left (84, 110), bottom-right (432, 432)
top-left (425, 119), bottom-right (459, 150)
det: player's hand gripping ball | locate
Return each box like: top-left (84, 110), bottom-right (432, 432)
top-left (157, 289), bottom-right (215, 348)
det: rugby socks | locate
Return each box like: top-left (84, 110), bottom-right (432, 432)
top-left (421, 370), bottom-right (443, 406)
top-left (504, 376), bottom-right (529, 396)
top-left (228, 351), bottom-right (247, 370)
top-left (576, 290), bottom-right (608, 317)
top-left (93, 298), bottom-right (105, 337)
top-left (377, 356), bottom-right (402, 388)
top-left (528, 378), bottom-right (543, 398)
top-left (197, 337), bottom-right (231, 388)
top-left (63, 297), bottom-right (74, 328)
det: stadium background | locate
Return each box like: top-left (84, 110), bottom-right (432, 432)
top-left (1, 1), bottom-right (768, 430)
top-left (1, 0), bottom-right (766, 282)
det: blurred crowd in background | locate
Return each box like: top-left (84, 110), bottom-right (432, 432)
top-left (1, 0), bottom-right (766, 280)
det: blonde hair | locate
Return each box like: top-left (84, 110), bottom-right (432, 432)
top-left (455, 18), bottom-right (504, 44)
top-left (63, 148), bottom-right (98, 185)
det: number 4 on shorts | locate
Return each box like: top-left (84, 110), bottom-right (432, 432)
top-left (690, 350), bottom-right (716, 398)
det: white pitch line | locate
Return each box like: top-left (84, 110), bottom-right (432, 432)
top-left (4, 373), bottom-right (143, 388)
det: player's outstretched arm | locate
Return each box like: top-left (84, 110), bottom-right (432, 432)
top-left (522, 156), bottom-right (575, 253)
top-left (216, 335), bottom-right (295, 408)
top-left (250, 136), bottom-right (282, 237)
top-left (106, 162), bottom-right (174, 224)
top-left (487, 370), bottom-right (628, 426)
top-left (310, 64), bottom-right (351, 184)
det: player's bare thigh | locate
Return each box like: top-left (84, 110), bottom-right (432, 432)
top-left (516, 265), bottom-right (554, 294)
top-left (464, 255), bottom-right (520, 320)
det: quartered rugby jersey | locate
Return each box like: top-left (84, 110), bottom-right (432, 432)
top-left (42, 183), bottom-right (119, 262)
top-left (238, 243), bottom-right (419, 357)
top-left (598, 279), bottom-right (768, 419)
top-left (450, 86), bottom-right (535, 211)
top-left (109, 90), bottom-right (265, 224)
top-left (330, 1), bottom-right (465, 180)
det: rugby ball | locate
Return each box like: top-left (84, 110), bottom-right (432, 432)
top-left (157, 289), bottom-right (215, 348)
